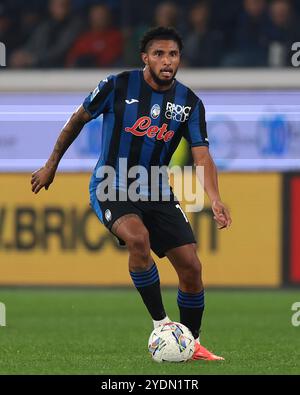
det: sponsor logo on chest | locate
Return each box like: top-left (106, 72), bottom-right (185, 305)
top-left (165, 101), bottom-right (191, 122)
top-left (124, 101), bottom-right (191, 142)
top-left (125, 116), bottom-right (174, 142)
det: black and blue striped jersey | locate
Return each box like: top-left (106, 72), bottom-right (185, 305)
top-left (83, 69), bottom-right (209, 202)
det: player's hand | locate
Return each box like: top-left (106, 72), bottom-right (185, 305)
top-left (31, 166), bottom-right (56, 194)
top-left (212, 199), bottom-right (232, 230)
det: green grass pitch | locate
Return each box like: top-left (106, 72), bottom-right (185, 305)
top-left (0, 288), bottom-right (299, 375)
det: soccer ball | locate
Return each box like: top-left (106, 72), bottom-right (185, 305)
top-left (148, 322), bottom-right (195, 362)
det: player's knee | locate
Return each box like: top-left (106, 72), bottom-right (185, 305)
top-left (127, 230), bottom-right (150, 263)
top-left (181, 258), bottom-right (203, 290)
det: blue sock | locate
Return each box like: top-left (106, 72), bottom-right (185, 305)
top-left (130, 263), bottom-right (166, 321)
top-left (177, 288), bottom-right (205, 339)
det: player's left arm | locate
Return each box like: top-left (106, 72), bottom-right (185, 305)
top-left (192, 146), bottom-right (232, 229)
top-left (185, 97), bottom-right (231, 229)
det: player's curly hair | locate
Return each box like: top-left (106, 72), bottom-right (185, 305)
top-left (140, 26), bottom-right (183, 53)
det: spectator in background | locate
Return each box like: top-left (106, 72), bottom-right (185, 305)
top-left (123, 1), bottom-right (183, 68)
top-left (153, 1), bottom-right (187, 36)
top-left (154, 1), bottom-right (178, 27)
top-left (66, 4), bottom-right (122, 68)
top-left (0, 3), bottom-right (25, 56)
top-left (209, 0), bottom-right (241, 54)
top-left (123, 23), bottom-right (149, 68)
top-left (222, 0), bottom-right (269, 67)
top-left (17, 6), bottom-right (42, 46)
top-left (266, 0), bottom-right (300, 67)
top-left (184, 1), bottom-right (223, 67)
top-left (9, 0), bottom-right (83, 68)
top-left (72, 0), bottom-right (120, 13)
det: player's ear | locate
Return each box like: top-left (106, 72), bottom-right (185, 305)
top-left (141, 52), bottom-right (148, 66)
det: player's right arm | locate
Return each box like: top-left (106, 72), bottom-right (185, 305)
top-left (31, 75), bottom-right (115, 194)
top-left (31, 105), bottom-right (91, 194)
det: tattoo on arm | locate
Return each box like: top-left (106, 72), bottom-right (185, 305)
top-left (46, 106), bottom-right (91, 170)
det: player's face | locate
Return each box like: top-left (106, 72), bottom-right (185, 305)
top-left (142, 40), bottom-right (180, 87)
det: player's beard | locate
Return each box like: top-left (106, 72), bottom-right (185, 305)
top-left (149, 65), bottom-right (178, 87)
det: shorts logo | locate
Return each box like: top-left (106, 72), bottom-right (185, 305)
top-left (105, 209), bottom-right (112, 222)
top-left (151, 104), bottom-right (160, 119)
top-left (165, 102), bottom-right (191, 122)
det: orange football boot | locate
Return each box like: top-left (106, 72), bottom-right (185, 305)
top-left (192, 342), bottom-right (224, 361)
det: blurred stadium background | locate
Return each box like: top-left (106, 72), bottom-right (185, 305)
top-left (0, 0), bottom-right (300, 375)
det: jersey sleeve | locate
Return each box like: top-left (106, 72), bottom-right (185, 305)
top-left (82, 75), bottom-right (115, 119)
top-left (183, 99), bottom-right (209, 147)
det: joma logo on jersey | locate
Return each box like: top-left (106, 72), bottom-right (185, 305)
top-left (165, 102), bottom-right (191, 122)
top-left (125, 116), bottom-right (174, 142)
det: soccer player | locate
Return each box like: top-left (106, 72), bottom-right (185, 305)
top-left (31, 26), bottom-right (231, 361)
